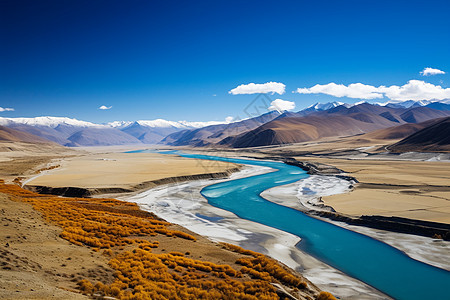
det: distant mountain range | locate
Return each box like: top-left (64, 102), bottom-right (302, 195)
top-left (0, 125), bottom-right (55, 144)
top-left (1, 100), bottom-right (449, 148)
top-left (162, 111), bottom-right (280, 147)
top-left (303, 100), bottom-right (450, 112)
top-left (0, 117), bottom-right (228, 146)
top-left (301, 101), bottom-right (350, 113)
top-left (387, 117), bottom-right (450, 153)
top-left (167, 101), bottom-right (450, 148)
top-left (108, 120), bottom-right (225, 144)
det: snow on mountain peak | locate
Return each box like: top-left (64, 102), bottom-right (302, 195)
top-left (0, 116), bottom-right (105, 128)
top-left (375, 100), bottom-right (432, 108)
top-left (306, 101), bottom-right (345, 111)
top-left (177, 120), bottom-right (226, 128)
top-left (135, 119), bottom-right (181, 128)
top-left (108, 119), bottom-right (229, 129)
top-left (0, 116), bottom-right (231, 130)
top-left (107, 120), bottom-right (133, 128)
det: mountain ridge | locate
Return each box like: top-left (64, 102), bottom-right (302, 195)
top-left (221, 104), bottom-right (450, 148)
top-left (0, 125), bottom-right (55, 144)
top-left (2, 100), bottom-right (450, 147)
top-left (387, 117), bottom-right (450, 152)
top-left (0, 116), bottom-right (231, 146)
top-left (161, 111), bottom-right (280, 147)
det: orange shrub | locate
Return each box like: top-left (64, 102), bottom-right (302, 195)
top-left (0, 183), bottom-right (320, 299)
top-left (317, 291), bottom-right (337, 300)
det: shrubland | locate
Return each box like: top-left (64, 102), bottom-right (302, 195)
top-left (0, 181), bottom-right (328, 299)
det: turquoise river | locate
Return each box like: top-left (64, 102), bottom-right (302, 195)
top-left (133, 150), bottom-right (449, 300)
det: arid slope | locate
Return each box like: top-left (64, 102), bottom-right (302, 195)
top-left (0, 182), bottom-right (324, 300)
top-left (226, 104), bottom-right (450, 148)
top-left (388, 117), bottom-right (450, 153)
top-left (0, 125), bottom-right (54, 144)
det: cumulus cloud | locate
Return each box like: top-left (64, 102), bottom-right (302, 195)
top-left (268, 99), bottom-right (296, 112)
top-left (420, 67), bottom-right (445, 76)
top-left (0, 107), bottom-right (14, 112)
top-left (99, 105), bottom-right (112, 110)
top-left (379, 80), bottom-right (450, 101)
top-left (229, 82), bottom-right (285, 95)
top-left (296, 82), bottom-right (384, 99)
top-left (296, 80), bottom-right (450, 101)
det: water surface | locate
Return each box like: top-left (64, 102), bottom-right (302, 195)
top-left (139, 150), bottom-right (450, 300)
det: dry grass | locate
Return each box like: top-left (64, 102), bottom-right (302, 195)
top-left (0, 182), bottom-right (322, 300)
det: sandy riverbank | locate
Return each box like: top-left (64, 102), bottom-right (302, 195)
top-left (122, 164), bottom-right (389, 299)
top-left (237, 135), bottom-right (450, 225)
top-left (1, 181), bottom-right (326, 300)
top-left (0, 141), bottom-right (78, 184)
top-left (261, 178), bottom-right (450, 271)
top-left (294, 157), bottom-right (450, 224)
top-left (24, 150), bottom-right (240, 196)
top-left (0, 171), bottom-right (326, 300)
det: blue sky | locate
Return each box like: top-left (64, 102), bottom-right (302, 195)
top-left (1, 0), bottom-right (449, 123)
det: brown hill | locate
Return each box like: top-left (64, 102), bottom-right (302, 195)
top-left (398, 106), bottom-right (450, 123)
top-left (387, 117), bottom-right (450, 153)
top-left (162, 111), bottom-right (280, 146)
top-left (224, 104), bottom-right (450, 148)
top-left (0, 125), bottom-right (54, 143)
top-left (228, 114), bottom-right (397, 148)
top-left (6, 123), bottom-right (144, 147)
top-left (362, 117), bottom-right (445, 140)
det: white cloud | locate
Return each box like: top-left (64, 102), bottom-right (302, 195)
top-left (225, 116), bottom-right (234, 123)
top-left (379, 80), bottom-right (450, 101)
top-left (296, 80), bottom-right (450, 102)
top-left (0, 107), bottom-right (14, 112)
top-left (296, 82), bottom-right (383, 99)
top-left (229, 82), bottom-right (285, 95)
top-left (99, 105), bottom-right (112, 110)
top-left (268, 99), bottom-right (296, 112)
top-left (420, 67), bottom-right (445, 76)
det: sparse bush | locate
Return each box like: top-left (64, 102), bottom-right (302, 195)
top-left (0, 183), bottom-right (314, 300)
top-left (317, 291), bottom-right (337, 300)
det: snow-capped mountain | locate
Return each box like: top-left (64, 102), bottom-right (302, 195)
top-left (0, 116), bottom-right (106, 128)
top-left (0, 116), bottom-right (140, 146)
top-left (0, 116), bottom-right (231, 146)
top-left (107, 120), bottom-right (134, 128)
top-left (114, 119), bottom-right (229, 144)
top-left (301, 101), bottom-right (350, 113)
top-left (0, 116), bottom-right (228, 130)
top-left (177, 120), bottom-right (226, 128)
top-left (353, 100), bottom-right (369, 106)
top-left (377, 100), bottom-right (432, 108)
top-left (108, 119), bottom-right (226, 129)
top-left (302, 100), bottom-right (450, 112)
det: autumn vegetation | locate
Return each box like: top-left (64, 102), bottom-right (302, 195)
top-left (316, 291), bottom-right (337, 300)
top-left (0, 181), bottom-right (328, 299)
